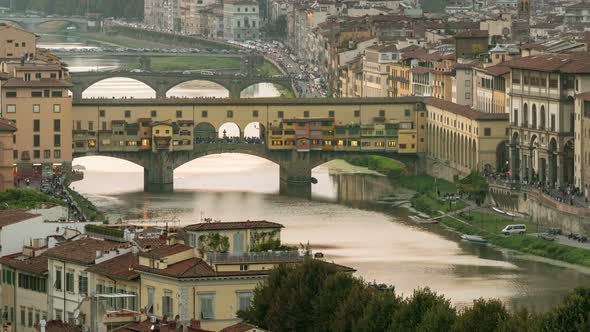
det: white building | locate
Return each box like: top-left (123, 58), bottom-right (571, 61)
top-left (223, 0), bottom-right (260, 41)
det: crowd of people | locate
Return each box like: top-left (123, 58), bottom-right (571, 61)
top-left (194, 136), bottom-right (264, 144)
top-left (42, 174), bottom-right (87, 222)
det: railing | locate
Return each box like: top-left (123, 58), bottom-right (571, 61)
top-left (206, 250), bottom-right (304, 264)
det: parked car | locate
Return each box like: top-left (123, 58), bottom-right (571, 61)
top-left (502, 224), bottom-right (527, 235)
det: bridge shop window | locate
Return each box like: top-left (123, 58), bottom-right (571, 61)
top-left (99, 110), bottom-right (105, 117)
top-left (354, 110), bottom-right (360, 117)
top-left (176, 111), bottom-right (183, 118)
top-left (151, 110), bottom-right (157, 117)
top-left (303, 111), bottom-right (309, 118)
top-left (277, 111), bottom-right (284, 118)
top-left (252, 110), bottom-right (259, 118)
top-left (329, 110), bottom-right (335, 117)
top-left (125, 111), bottom-right (131, 118)
top-left (201, 111), bottom-right (208, 118)
top-left (227, 110), bottom-right (234, 118)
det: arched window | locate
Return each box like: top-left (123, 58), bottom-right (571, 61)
top-left (532, 104), bottom-right (537, 129)
top-left (522, 103), bottom-right (528, 127)
top-left (540, 105), bottom-right (546, 129)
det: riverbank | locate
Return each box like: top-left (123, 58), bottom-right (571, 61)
top-left (120, 56), bottom-right (242, 72)
top-left (390, 173), bottom-right (590, 268)
top-left (66, 185), bottom-right (106, 222)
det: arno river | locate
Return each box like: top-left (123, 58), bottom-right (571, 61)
top-left (45, 35), bottom-right (590, 311)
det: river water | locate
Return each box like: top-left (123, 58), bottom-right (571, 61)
top-left (40, 35), bottom-right (590, 312)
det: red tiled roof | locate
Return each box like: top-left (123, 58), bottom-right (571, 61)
top-left (36, 320), bottom-right (82, 332)
top-left (0, 119), bottom-right (17, 132)
top-left (139, 243), bottom-right (191, 259)
top-left (85, 252), bottom-right (139, 280)
top-left (134, 237), bottom-right (167, 250)
top-left (185, 221), bottom-right (284, 232)
top-left (43, 238), bottom-right (131, 266)
top-left (136, 257), bottom-right (217, 278)
top-left (503, 54), bottom-right (590, 73)
top-left (220, 322), bottom-right (267, 332)
top-left (480, 65), bottom-right (511, 76)
top-left (425, 98), bottom-right (509, 121)
top-left (0, 210), bottom-right (39, 227)
top-left (0, 253), bottom-right (48, 276)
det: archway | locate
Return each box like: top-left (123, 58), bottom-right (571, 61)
top-left (167, 80), bottom-right (229, 98)
top-left (70, 156), bottom-right (144, 193)
top-left (194, 122), bottom-right (216, 143)
top-left (218, 122), bottom-right (241, 141)
top-left (82, 78), bottom-right (156, 99)
top-left (548, 138), bottom-right (558, 188)
top-left (563, 139), bottom-right (575, 187)
top-left (240, 83), bottom-right (283, 98)
top-left (244, 122), bottom-right (266, 143)
top-left (540, 105), bottom-right (546, 130)
top-left (511, 132), bottom-right (520, 179)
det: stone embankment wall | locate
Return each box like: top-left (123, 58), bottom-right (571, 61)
top-left (490, 184), bottom-right (590, 235)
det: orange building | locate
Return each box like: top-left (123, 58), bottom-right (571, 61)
top-left (0, 119), bottom-right (16, 191)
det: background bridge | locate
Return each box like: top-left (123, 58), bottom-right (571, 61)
top-left (70, 71), bottom-right (295, 99)
top-left (0, 16), bottom-right (89, 31)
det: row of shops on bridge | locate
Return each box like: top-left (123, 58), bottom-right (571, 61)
top-left (71, 117), bottom-right (426, 155)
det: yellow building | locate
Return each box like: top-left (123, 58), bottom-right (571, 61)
top-left (0, 24), bottom-right (37, 59)
top-left (0, 241), bottom-right (49, 332)
top-left (389, 62), bottom-right (411, 98)
top-left (1, 78), bottom-right (73, 178)
top-left (574, 93), bottom-right (590, 200)
top-left (473, 65), bottom-right (509, 114)
top-left (137, 221), bottom-right (354, 331)
top-left (425, 98), bottom-right (509, 176)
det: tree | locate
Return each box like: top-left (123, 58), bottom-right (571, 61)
top-left (458, 171), bottom-right (489, 206)
top-left (541, 287), bottom-right (590, 332)
top-left (452, 298), bottom-right (508, 332)
top-left (388, 288), bottom-right (454, 331)
top-left (352, 288), bottom-right (400, 332)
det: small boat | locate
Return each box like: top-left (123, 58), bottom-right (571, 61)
top-left (461, 234), bottom-right (488, 244)
top-left (492, 207), bottom-right (506, 214)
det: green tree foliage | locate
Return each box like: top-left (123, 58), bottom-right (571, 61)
top-left (452, 298), bottom-right (508, 332)
top-left (197, 233), bottom-right (230, 255)
top-left (0, 188), bottom-right (63, 209)
top-left (345, 155), bottom-right (406, 179)
top-left (458, 171), bottom-right (489, 205)
top-left (240, 259), bottom-right (590, 331)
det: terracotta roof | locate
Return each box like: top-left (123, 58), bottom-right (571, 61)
top-left (220, 322), bottom-right (267, 332)
top-left (0, 253), bottom-right (48, 276)
top-left (185, 221), bottom-right (284, 232)
top-left (480, 65), bottom-right (510, 76)
top-left (503, 54), bottom-right (590, 73)
top-left (139, 243), bottom-right (192, 259)
top-left (0, 119), bottom-right (17, 132)
top-left (43, 238), bottom-right (131, 266)
top-left (2, 78), bottom-right (71, 88)
top-left (0, 210), bottom-right (39, 227)
top-left (36, 320), bottom-right (82, 332)
top-left (136, 257), bottom-right (271, 279)
top-left (134, 237), bottom-right (167, 250)
top-left (424, 98), bottom-right (509, 121)
top-left (113, 319), bottom-right (213, 332)
top-left (85, 252), bottom-right (139, 280)
top-left (366, 44), bottom-right (398, 52)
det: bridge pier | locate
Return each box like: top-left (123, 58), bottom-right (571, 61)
top-left (279, 161), bottom-right (313, 199)
top-left (143, 152), bottom-right (174, 192)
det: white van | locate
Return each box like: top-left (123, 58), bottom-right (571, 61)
top-left (502, 224), bottom-right (527, 235)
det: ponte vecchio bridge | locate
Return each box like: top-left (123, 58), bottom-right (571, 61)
top-left (71, 97), bottom-right (426, 197)
top-left (70, 71), bottom-right (296, 99)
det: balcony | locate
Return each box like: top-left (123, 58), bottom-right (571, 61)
top-left (206, 250), bottom-right (304, 264)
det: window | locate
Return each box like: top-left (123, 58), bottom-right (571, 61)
top-left (54, 150), bottom-right (61, 159)
top-left (227, 110), bottom-right (233, 118)
top-left (201, 110), bottom-right (208, 118)
top-left (379, 110), bottom-right (385, 117)
top-left (65, 271), bottom-right (74, 292)
top-left (252, 110), bottom-right (259, 117)
top-left (176, 110), bottom-right (183, 118)
top-left (53, 104), bottom-right (61, 113)
top-left (24, 73), bottom-right (31, 81)
top-left (125, 110), bottom-right (131, 118)
top-left (128, 291), bottom-right (137, 310)
top-left (303, 111), bottom-right (309, 118)
top-left (465, 80), bottom-right (471, 87)
top-left (28, 309), bottom-right (33, 327)
top-left (6, 105), bottom-right (16, 113)
top-left (404, 109), bottom-right (411, 117)
top-left (20, 307), bottom-right (25, 326)
top-left (54, 135), bottom-right (61, 147)
top-left (51, 90), bottom-right (63, 97)
top-left (13, 150), bottom-right (18, 160)
top-left (354, 110), bottom-right (360, 117)
top-left (88, 121), bottom-right (94, 131)
top-left (237, 292), bottom-right (253, 311)
top-left (199, 294), bottom-right (215, 320)
top-left (329, 110), bottom-right (335, 117)
top-left (53, 120), bottom-right (61, 132)
top-left (99, 110), bottom-right (105, 117)
top-left (44, 150), bottom-right (50, 159)
top-left (147, 287), bottom-right (154, 313)
top-left (50, 73), bottom-right (56, 79)
top-left (484, 128), bottom-right (491, 136)
top-left (32, 104), bottom-right (40, 113)
top-left (162, 290), bottom-right (173, 317)
top-left (278, 111), bottom-right (284, 118)
top-left (54, 309), bottom-right (62, 321)
top-left (44, 89), bottom-right (50, 97)
top-left (33, 120), bottom-right (40, 132)
top-left (151, 111), bottom-right (157, 117)
top-left (5, 90), bottom-right (17, 98)
top-left (78, 274), bottom-right (88, 295)
top-left (33, 135), bottom-right (40, 147)
top-left (117, 289), bottom-right (126, 309)
top-left (465, 92), bottom-right (471, 99)
top-left (54, 269), bottom-right (62, 290)
top-left (32, 90), bottom-right (42, 97)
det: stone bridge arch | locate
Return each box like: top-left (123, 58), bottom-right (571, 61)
top-left (238, 80), bottom-right (293, 98)
top-left (71, 75), bottom-right (160, 99)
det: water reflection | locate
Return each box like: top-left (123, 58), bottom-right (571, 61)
top-left (71, 154), bottom-right (590, 311)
